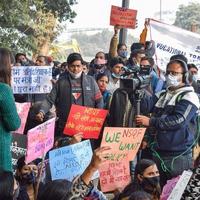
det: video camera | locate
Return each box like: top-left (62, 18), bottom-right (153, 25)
top-left (120, 65), bottom-right (151, 91)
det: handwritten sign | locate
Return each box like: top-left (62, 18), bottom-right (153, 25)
top-left (160, 176), bottom-right (180, 200)
top-left (100, 127), bottom-right (145, 161)
top-left (49, 140), bottom-right (93, 181)
top-left (99, 161), bottom-right (131, 192)
top-left (13, 102), bottom-right (31, 134)
top-left (110, 5), bottom-right (137, 29)
top-left (25, 118), bottom-right (55, 164)
top-left (11, 133), bottom-right (27, 172)
top-left (63, 105), bottom-right (108, 139)
top-left (11, 66), bottom-right (52, 94)
top-left (168, 170), bottom-right (192, 200)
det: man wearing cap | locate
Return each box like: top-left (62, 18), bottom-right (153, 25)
top-left (135, 55), bottom-right (200, 187)
top-left (127, 42), bottom-right (146, 70)
top-left (36, 53), bottom-right (104, 137)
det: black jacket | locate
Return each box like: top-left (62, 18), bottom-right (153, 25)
top-left (40, 72), bottom-right (104, 136)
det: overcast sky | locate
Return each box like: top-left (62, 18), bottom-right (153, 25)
top-left (64, 0), bottom-right (199, 38)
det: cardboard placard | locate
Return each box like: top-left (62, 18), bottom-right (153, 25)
top-left (64, 105), bottom-right (108, 139)
top-left (100, 127), bottom-right (145, 161)
top-left (110, 5), bottom-right (137, 29)
top-left (25, 118), bottom-right (55, 163)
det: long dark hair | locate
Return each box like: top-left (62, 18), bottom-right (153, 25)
top-left (37, 180), bottom-right (72, 200)
top-left (118, 159), bottom-right (156, 199)
top-left (0, 171), bottom-right (14, 200)
top-left (0, 48), bottom-right (12, 85)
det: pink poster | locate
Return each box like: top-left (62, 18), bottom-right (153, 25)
top-left (99, 161), bottom-right (131, 192)
top-left (25, 118), bottom-right (55, 163)
top-left (14, 102), bottom-right (31, 134)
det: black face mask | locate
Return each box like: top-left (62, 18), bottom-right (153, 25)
top-left (141, 176), bottom-right (160, 193)
top-left (21, 171), bottom-right (36, 184)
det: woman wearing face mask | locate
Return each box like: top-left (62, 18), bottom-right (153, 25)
top-left (0, 171), bottom-right (20, 200)
top-left (96, 73), bottom-right (112, 109)
top-left (108, 25), bottom-right (128, 63)
top-left (16, 156), bottom-right (40, 200)
top-left (116, 159), bottom-right (161, 200)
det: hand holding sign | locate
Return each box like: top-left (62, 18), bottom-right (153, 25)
top-left (35, 111), bottom-right (45, 122)
top-left (70, 132), bottom-right (83, 145)
top-left (25, 118), bottom-right (55, 163)
top-left (82, 146), bottom-right (111, 185)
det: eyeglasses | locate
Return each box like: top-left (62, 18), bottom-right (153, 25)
top-left (166, 71), bottom-right (183, 76)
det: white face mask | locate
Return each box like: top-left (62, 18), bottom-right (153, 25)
top-left (166, 74), bottom-right (182, 88)
top-left (69, 70), bottom-right (82, 79)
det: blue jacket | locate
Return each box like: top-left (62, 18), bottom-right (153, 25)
top-left (141, 86), bottom-right (200, 155)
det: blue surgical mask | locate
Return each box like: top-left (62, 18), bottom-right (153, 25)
top-left (111, 72), bottom-right (121, 79)
top-left (166, 74), bottom-right (181, 88)
top-left (119, 51), bottom-right (128, 58)
top-left (193, 74), bottom-right (198, 82)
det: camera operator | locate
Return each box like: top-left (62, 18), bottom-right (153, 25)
top-left (140, 56), bottom-right (164, 94)
top-left (127, 43), bottom-right (145, 70)
top-left (135, 55), bottom-right (200, 188)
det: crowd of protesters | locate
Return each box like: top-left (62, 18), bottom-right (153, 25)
top-left (0, 25), bottom-right (200, 200)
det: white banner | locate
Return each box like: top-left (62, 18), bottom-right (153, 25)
top-left (148, 19), bottom-right (200, 71)
top-left (11, 66), bottom-right (52, 94)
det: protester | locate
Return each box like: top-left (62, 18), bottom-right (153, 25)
top-left (35, 55), bottom-right (51, 66)
top-left (15, 53), bottom-right (34, 66)
top-left (109, 25), bottom-right (128, 63)
top-left (96, 73), bottom-right (112, 109)
top-left (82, 61), bottom-right (89, 74)
top-left (140, 56), bottom-right (163, 94)
top-left (107, 56), bottom-right (125, 94)
top-left (116, 159), bottom-right (160, 200)
top-left (187, 63), bottom-right (200, 95)
top-left (23, 54), bottom-right (55, 134)
top-left (0, 171), bottom-right (20, 200)
top-left (37, 146), bottom-right (110, 200)
top-left (127, 42), bottom-right (145, 69)
top-left (16, 156), bottom-right (41, 200)
top-left (52, 61), bottom-right (61, 82)
top-left (0, 48), bottom-right (21, 172)
top-left (35, 52), bottom-right (104, 138)
top-left (129, 191), bottom-right (152, 200)
top-left (88, 52), bottom-right (110, 78)
top-left (136, 55), bottom-right (200, 187)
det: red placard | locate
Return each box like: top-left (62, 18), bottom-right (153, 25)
top-left (63, 105), bottom-right (108, 139)
top-left (110, 5), bottom-right (137, 29)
